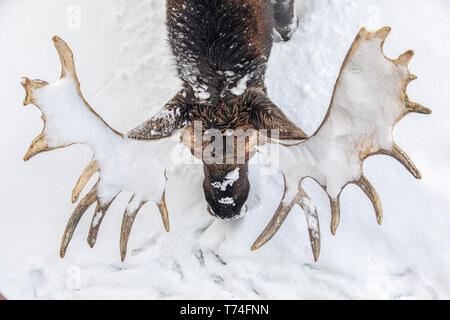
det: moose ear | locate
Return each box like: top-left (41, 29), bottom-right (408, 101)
top-left (240, 88), bottom-right (308, 140)
top-left (127, 89), bottom-right (191, 140)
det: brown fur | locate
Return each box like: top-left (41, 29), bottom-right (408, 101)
top-left (128, 0), bottom-right (303, 219)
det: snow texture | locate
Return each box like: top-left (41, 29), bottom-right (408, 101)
top-left (212, 168), bottom-right (240, 192)
top-left (0, 0), bottom-right (449, 300)
top-left (301, 198), bottom-right (319, 240)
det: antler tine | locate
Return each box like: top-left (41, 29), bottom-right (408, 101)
top-left (407, 74), bottom-right (418, 83)
top-left (354, 175), bottom-right (383, 225)
top-left (52, 36), bottom-right (78, 81)
top-left (87, 195), bottom-right (119, 248)
top-left (298, 190), bottom-right (321, 262)
top-left (329, 197), bottom-right (340, 236)
top-left (22, 77), bottom-right (49, 106)
top-left (53, 36), bottom-right (123, 137)
top-left (120, 198), bottom-right (146, 262)
top-left (374, 26), bottom-right (391, 41)
top-left (396, 50), bottom-right (414, 67)
top-left (23, 132), bottom-right (52, 161)
top-left (251, 173), bottom-right (320, 261)
top-left (252, 184), bottom-right (321, 262)
top-left (72, 160), bottom-right (100, 203)
top-left (60, 181), bottom-right (99, 258)
top-left (21, 78), bottom-right (55, 161)
top-left (156, 190), bottom-right (170, 232)
top-left (120, 191), bottom-right (170, 260)
top-left (251, 188), bottom-right (301, 251)
top-left (250, 201), bottom-right (294, 251)
top-left (380, 143), bottom-right (422, 179)
top-left (406, 100), bottom-right (432, 115)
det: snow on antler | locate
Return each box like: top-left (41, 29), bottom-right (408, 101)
top-left (22, 37), bottom-right (175, 261)
top-left (252, 27), bottom-right (431, 261)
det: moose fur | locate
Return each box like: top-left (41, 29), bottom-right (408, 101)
top-left (127, 0), bottom-right (306, 219)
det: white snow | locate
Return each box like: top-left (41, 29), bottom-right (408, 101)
top-left (91, 210), bottom-right (102, 228)
top-left (211, 168), bottom-right (240, 191)
top-left (0, 0), bottom-right (450, 300)
top-left (35, 77), bottom-right (119, 151)
top-left (218, 197), bottom-right (235, 206)
top-left (180, 63), bottom-right (211, 101)
top-left (300, 198), bottom-right (319, 240)
top-left (230, 74), bottom-right (251, 96)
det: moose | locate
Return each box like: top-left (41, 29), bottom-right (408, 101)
top-left (21, 0), bottom-right (429, 261)
top-left (128, 0), bottom-right (307, 220)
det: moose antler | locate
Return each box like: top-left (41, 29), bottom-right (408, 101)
top-left (252, 27), bottom-right (431, 261)
top-left (22, 37), bottom-right (175, 261)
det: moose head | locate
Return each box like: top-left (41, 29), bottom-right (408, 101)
top-left (128, 87), bottom-right (307, 220)
top-left (127, 0), bottom-right (308, 220)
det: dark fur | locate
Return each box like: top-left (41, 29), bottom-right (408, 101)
top-left (167, 0), bottom-right (274, 105)
top-left (129, 0), bottom-right (302, 219)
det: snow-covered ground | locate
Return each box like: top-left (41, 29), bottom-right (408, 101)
top-left (1, 0), bottom-right (449, 299)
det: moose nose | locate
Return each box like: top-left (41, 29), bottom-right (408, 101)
top-left (203, 174), bottom-right (250, 220)
top-left (202, 164), bottom-right (250, 220)
top-left (207, 202), bottom-right (248, 220)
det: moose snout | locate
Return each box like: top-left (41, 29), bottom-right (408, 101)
top-left (202, 165), bottom-right (250, 220)
top-left (206, 197), bottom-right (248, 220)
